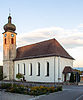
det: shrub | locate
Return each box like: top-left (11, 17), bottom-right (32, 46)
top-left (0, 83), bottom-right (12, 89)
top-left (16, 73), bottom-right (23, 79)
top-left (55, 88), bottom-right (58, 92)
top-left (7, 85), bottom-right (26, 94)
top-left (48, 87), bottom-right (55, 93)
top-left (5, 84), bottom-right (62, 96)
top-left (57, 86), bottom-right (62, 91)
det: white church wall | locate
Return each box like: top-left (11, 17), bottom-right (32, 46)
top-left (54, 56), bottom-right (73, 82)
top-left (60, 57), bottom-right (73, 82)
top-left (54, 57), bottom-right (58, 82)
top-left (14, 57), bottom-right (55, 83)
top-left (14, 56), bottom-right (73, 83)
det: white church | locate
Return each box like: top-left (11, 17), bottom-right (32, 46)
top-left (3, 16), bottom-right (74, 83)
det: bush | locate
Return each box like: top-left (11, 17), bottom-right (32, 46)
top-left (16, 73), bottom-right (23, 79)
top-left (57, 86), bottom-right (62, 91)
top-left (9, 87), bottom-right (25, 94)
top-left (0, 83), bottom-right (12, 89)
top-left (7, 84), bottom-right (26, 94)
top-left (4, 84), bottom-right (62, 96)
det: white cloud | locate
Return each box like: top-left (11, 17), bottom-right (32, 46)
top-left (0, 24), bottom-right (83, 67)
top-left (16, 25), bottom-right (83, 67)
top-left (17, 25), bottom-right (83, 49)
top-left (78, 24), bottom-right (83, 28)
top-left (67, 46), bottom-right (83, 67)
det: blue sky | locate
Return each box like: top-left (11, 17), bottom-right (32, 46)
top-left (0, 0), bottom-right (83, 67)
top-left (0, 0), bottom-right (83, 33)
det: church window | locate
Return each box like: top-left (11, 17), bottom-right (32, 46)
top-left (4, 38), bottom-right (6, 44)
top-left (45, 62), bottom-right (49, 76)
top-left (29, 63), bottom-right (32, 76)
top-left (11, 38), bottom-right (14, 44)
top-left (37, 62), bottom-right (40, 76)
top-left (47, 62), bottom-right (49, 76)
top-left (18, 64), bottom-right (20, 74)
top-left (24, 63), bottom-right (25, 75)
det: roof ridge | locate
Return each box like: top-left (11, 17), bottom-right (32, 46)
top-left (17, 38), bottom-right (55, 49)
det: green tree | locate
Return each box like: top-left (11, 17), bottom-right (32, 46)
top-left (16, 73), bottom-right (24, 80)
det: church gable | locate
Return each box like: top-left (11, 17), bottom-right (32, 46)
top-left (14, 38), bottom-right (74, 61)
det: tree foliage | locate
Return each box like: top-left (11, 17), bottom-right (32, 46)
top-left (16, 73), bottom-right (23, 79)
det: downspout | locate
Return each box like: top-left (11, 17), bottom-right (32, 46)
top-left (58, 56), bottom-right (60, 82)
top-left (12, 60), bottom-right (14, 87)
top-left (13, 60), bottom-right (14, 80)
top-left (54, 57), bottom-right (55, 86)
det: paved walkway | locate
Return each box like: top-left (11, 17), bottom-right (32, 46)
top-left (0, 91), bottom-right (35, 100)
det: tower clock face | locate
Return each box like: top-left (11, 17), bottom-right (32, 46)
top-left (5, 34), bottom-right (7, 37)
top-left (11, 34), bottom-right (14, 37)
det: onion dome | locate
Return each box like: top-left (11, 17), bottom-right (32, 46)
top-left (4, 16), bottom-right (16, 32)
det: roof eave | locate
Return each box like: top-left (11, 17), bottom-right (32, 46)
top-left (14, 54), bottom-right (74, 61)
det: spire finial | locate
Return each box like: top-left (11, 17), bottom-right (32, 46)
top-left (8, 8), bottom-right (12, 23)
top-left (9, 8), bottom-right (11, 16)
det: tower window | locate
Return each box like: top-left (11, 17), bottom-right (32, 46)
top-left (11, 38), bottom-right (14, 44)
top-left (4, 38), bottom-right (6, 44)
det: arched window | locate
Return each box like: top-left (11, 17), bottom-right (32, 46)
top-left (29, 63), bottom-right (32, 76)
top-left (23, 63), bottom-right (25, 75)
top-left (18, 64), bottom-right (20, 74)
top-left (37, 62), bottom-right (40, 76)
top-left (47, 62), bottom-right (49, 76)
top-left (4, 38), bottom-right (6, 44)
top-left (11, 38), bottom-right (14, 44)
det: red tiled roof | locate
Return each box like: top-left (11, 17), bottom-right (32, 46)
top-left (14, 38), bottom-right (74, 61)
top-left (63, 66), bottom-right (73, 74)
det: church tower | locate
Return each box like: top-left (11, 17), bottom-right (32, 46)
top-left (3, 15), bottom-right (17, 80)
